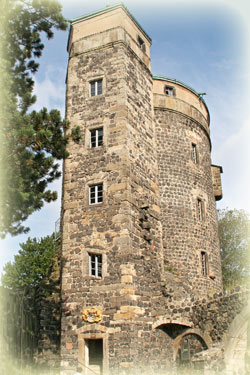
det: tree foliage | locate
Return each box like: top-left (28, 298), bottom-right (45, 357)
top-left (1, 234), bottom-right (57, 290)
top-left (218, 208), bottom-right (250, 288)
top-left (1, 234), bottom-right (61, 373)
top-left (0, 0), bottom-right (80, 237)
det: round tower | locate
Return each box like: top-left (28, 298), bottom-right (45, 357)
top-left (153, 76), bottom-right (223, 295)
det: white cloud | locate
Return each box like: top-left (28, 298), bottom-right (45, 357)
top-left (214, 120), bottom-right (250, 162)
top-left (32, 65), bottom-right (66, 116)
top-left (214, 118), bottom-right (250, 212)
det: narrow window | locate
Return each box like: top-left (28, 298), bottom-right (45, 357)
top-left (164, 85), bottom-right (175, 96)
top-left (90, 79), bottom-right (103, 97)
top-left (197, 199), bottom-right (204, 221)
top-left (89, 184), bottom-right (103, 205)
top-left (192, 143), bottom-right (198, 164)
top-left (89, 254), bottom-right (102, 278)
top-left (90, 128), bottom-right (103, 148)
top-left (137, 35), bottom-right (145, 51)
top-left (201, 251), bottom-right (208, 276)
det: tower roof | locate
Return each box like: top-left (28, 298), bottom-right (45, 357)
top-left (68, 3), bottom-right (152, 43)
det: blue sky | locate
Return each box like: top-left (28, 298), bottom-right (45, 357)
top-left (1, 0), bottom-right (250, 273)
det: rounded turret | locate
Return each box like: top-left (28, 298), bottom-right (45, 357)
top-left (153, 76), bottom-right (222, 295)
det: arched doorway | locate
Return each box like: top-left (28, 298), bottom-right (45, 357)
top-left (175, 333), bottom-right (208, 374)
top-left (153, 322), bottom-right (192, 373)
top-left (153, 322), bottom-right (210, 374)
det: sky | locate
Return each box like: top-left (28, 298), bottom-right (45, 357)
top-left (0, 0), bottom-right (250, 274)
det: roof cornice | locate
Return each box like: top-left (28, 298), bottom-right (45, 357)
top-left (68, 3), bottom-right (152, 43)
top-left (153, 75), bottom-right (210, 122)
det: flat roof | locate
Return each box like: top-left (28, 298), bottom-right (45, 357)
top-left (68, 2), bottom-right (152, 43)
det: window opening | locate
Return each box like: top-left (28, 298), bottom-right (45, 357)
top-left (139, 206), bottom-right (152, 243)
top-left (201, 252), bottom-right (208, 276)
top-left (90, 128), bottom-right (103, 148)
top-left (137, 35), bottom-right (146, 51)
top-left (89, 254), bottom-right (102, 278)
top-left (164, 85), bottom-right (175, 96)
top-left (197, 199), bottom-right (204, 221)
top-left (192, 143), bottom-right (198, 164)
top-left (90, 79), bottom-right (102, 97)
top-left (85, 339), bottom-right (103, 375)
top-left (89, 184), bottom-right (103, 205)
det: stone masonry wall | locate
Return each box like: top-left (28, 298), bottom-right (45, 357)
top-left (154, 106), bottom-right (223, 296)
top-left (60, 5), bottom-right (226, 375)
top-left (192, 286), bottom-right (250, 344)
top-left (61, 39), bottom-right (132, 373)
top-left (211, 165), bottom-right (223, 201)
top-left (61, 26), bottom-right (165, 374)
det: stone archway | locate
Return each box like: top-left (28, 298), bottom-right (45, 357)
top-left (174, 331), bottom-right (209, 374)
top-left (223, 302), bottom-right (250, 375)
top-left (152, 322), bottom-right (194, 373)
top-left (153, 323), bottom-right (210, 374)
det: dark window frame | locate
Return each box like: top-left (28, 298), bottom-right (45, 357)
top-left (191, 143), bottom-right (199, 164)
top-left (164, 85), bottom-right (176, 96)
top-left (197, 198), bottom-right (205, 221)
top-left (201, 251), bottom-right (208, 276)
top-left (137, 35), bottom-right (146, 51)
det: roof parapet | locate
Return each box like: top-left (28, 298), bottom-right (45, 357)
top-left (68, 2), bottom-right (152, 44)
top-left (153, 75), bottom-right (210, 124)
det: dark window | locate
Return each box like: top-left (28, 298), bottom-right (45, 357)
top-left (164, 85), bottom-right (175, 96)
top-left (89, 184), bottom-right (103, 205)
top-left (192, 143), bottom-right (198, 164)
top-left (197, 199), bottom-right (205, 221)
top-left (90, 79), bottom-right (102, 97)
top-left (89, 254), bottom-right (102, 278)
top-left (137, 35), bottom-right (146, 51)
top-left (90, 128), bottom-right (103, 148)
top-left (201, 251), bottom-right (208, 276)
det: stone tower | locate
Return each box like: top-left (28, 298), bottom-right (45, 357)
top-left (153, 77), bottom-right (223, 294)
top-left (60, 4), bottom-right (223, 375)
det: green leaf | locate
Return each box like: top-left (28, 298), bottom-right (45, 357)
top-left (218, 208), bottom-right (250, 289)
top-left (0, 1), bottom-right (75, 237)
top-left (1, 234), bottom-right (58, 291)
